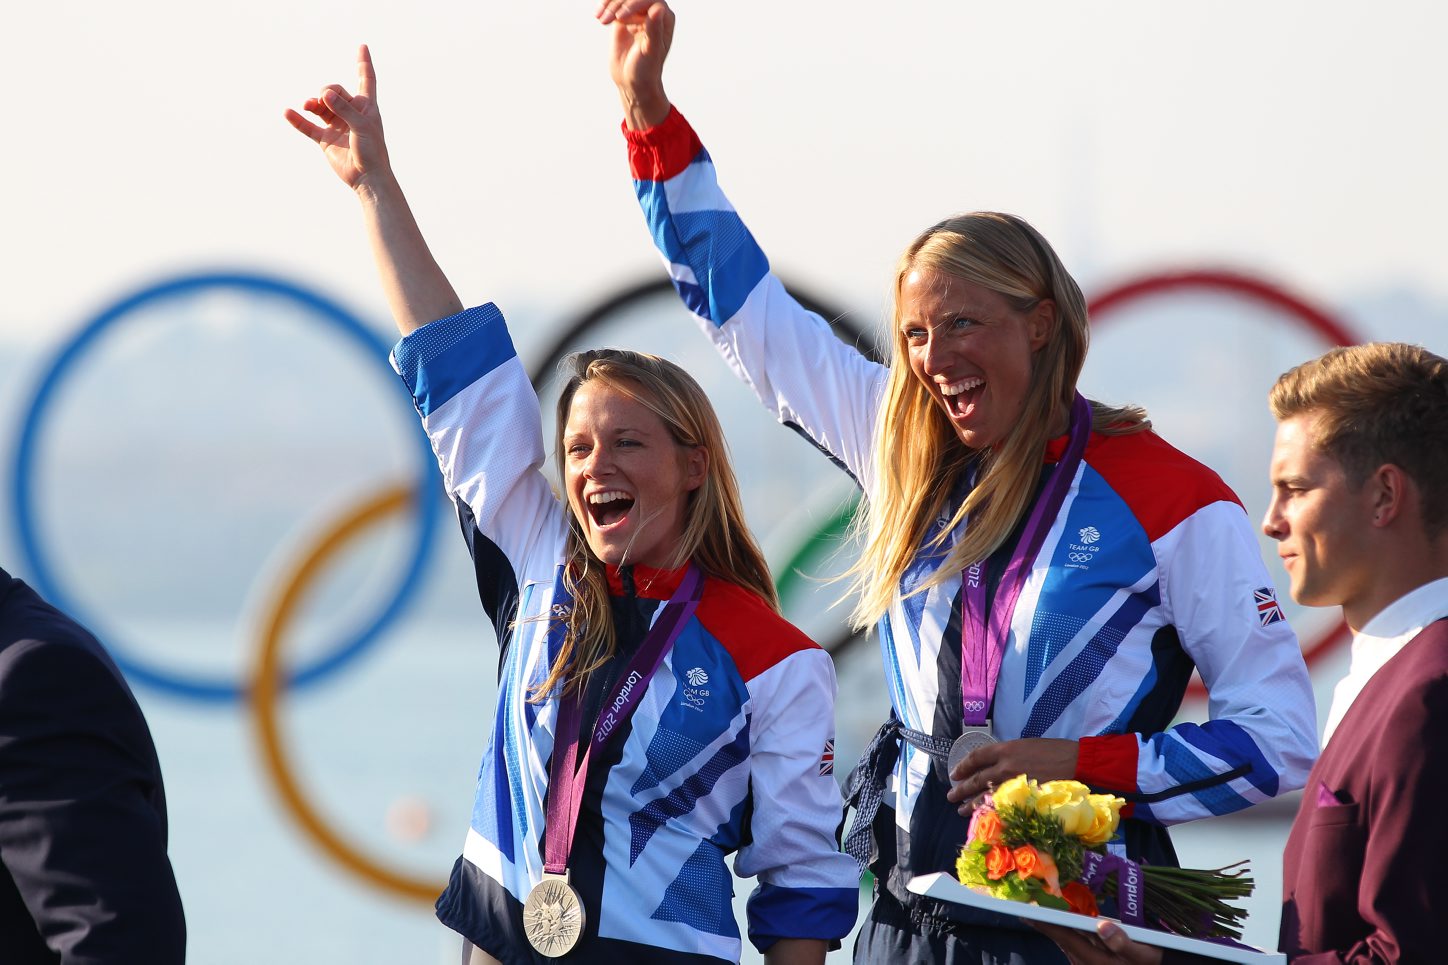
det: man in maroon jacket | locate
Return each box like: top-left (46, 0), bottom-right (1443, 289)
top-left (1039, 341), bottom-right (1448, 964)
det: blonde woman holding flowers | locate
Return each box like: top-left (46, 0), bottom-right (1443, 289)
top-left (598, 3), bottom-right (1318, 962)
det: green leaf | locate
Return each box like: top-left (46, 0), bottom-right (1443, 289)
top-left (1034, 893), bottom-right (1071, 912)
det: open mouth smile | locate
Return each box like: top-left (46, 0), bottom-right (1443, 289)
top-left (586, 490), bottom-right (637, 528)
top-left (937, 376), bottom-right (984, 419)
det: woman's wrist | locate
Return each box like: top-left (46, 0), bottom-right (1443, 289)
top-left (620, 85), bottom-right (671, 130)
top-left (353, 168), bottom-right (404, 208)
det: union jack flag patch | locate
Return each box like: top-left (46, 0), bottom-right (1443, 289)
top-left (1254, 587), bottom-right (1285, 627)
top-left (819, 739), bottom-right (835, 776)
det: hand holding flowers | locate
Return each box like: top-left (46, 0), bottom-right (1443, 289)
top-left (956, 775), bottom-right (1253, 940)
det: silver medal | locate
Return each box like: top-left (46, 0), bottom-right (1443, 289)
top-left (947, 724), bottom-right (997, 776)
top-left (523, 872), bottom-right (586, 957)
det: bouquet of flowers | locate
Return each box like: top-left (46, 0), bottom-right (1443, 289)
top-left (955, 775), bottom-right (1254, 940)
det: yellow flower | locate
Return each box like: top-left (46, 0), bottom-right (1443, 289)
top-left (1081, 793), bottom-right (1126, 846)
top-left (991, 775), bottom-right (1037, 811)
top-left (1035, 780), bottom-right (1087, 808)
top-left (1038, 783), bottom-right (1097, 837)
top-left (1038, 779), bottom-right (1092, 802)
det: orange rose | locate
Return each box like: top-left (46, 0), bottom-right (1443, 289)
top-left (1012, 844), bottom-right (1041, 878)
top-left (1062, 881), bottom-right (1099, 917)
top-left (1013, 846), bottom-right (1062, 895)
top-left (985, 844), bottom-right (1016, 881)
top-left (971, 808), bottom-right (1004, 847)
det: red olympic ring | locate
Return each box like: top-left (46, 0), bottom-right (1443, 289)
top-left (1087, 268), bottom-right (1358, 695)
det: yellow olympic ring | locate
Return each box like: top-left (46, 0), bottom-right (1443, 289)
top-left (248, 484), bottom-right (446, 904)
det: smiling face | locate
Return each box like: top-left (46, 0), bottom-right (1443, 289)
top-left (562, 379), bottom-right (706, 569)
top-left (1262, 412), bottom-right (1379, 620)
top-left (897, 268), bottom-right (1054, 449)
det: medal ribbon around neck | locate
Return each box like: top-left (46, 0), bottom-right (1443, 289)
top-left (960, 393), bottom-right (1092, 727)
top-left (543, 564), bottom-right (704, 876)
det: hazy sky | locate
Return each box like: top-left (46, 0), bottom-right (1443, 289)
top-left (4, 0), bottom-right (1444, 643)
top-left (5, 0), bottom-right (1445, 612)
top-left (5, 1), bottom-right (1446, 349)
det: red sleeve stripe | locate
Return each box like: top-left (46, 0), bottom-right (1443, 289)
top-left (624, 106), bottom-right (706, 183)
top-left (1076, 734), bottom-right (1139, 818)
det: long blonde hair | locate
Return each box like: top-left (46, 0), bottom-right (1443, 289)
top-left (534, 349), bottom-right (778, 700)
top-left (846, 213), bottom-right (1147, 629)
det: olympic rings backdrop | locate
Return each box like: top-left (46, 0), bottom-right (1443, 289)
top-left (0, 261), bottom-right (1367, 949)
top-left (10, 273), bottom-right (443, 702)
top-left (1085, 269), bottom-right (1358, 694)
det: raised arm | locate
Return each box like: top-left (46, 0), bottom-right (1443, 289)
top-left (284, 45), bottom-right (461, 335)
top-left (287, 47), bottom-right (566, 609)
top-left (599, 2), bottom-right (887, 486)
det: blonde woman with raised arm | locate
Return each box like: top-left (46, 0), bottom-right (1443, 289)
top-left (597, 4), bottom-right (1318, 962)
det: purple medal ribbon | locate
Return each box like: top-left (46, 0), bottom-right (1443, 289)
top-left (960, 393), bottom-right (1092, 726)
top-left (543, 564), bottom-right (704, 876)
top-left (1080, 851), bottom-right (1147, 927)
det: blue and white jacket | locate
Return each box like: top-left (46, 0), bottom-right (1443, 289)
top-left (391, 304), bottom-right (859, 963)
top-left (624, 108), bottom-right (1318, 918)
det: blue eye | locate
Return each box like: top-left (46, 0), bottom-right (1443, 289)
top-left (951, 316), bottom-right (979, 330)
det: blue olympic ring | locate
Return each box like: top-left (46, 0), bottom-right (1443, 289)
top-left (10, 271), bottom-right (441, 702)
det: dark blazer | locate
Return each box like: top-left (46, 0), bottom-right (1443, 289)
top-left (1280, 616), bottom-right (1448, 963)
top-left (0, 568), bottom-right (185, 963)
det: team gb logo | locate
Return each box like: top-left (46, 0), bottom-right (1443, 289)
top-left (1068, 525), bottom-right (1102, 570)
top-left (686, 667), bottom-right (709, 687)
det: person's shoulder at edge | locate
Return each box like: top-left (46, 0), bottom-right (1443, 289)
top-left (0, 575), bottom-right (127, 688)
top-left (1369, 621), bottom-right (1448, 731)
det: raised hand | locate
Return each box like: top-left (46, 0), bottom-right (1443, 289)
top-left (282, 44), bottom-right (460, 335)
top-left (284, 45), bottom-right (391, 190)
top-left (597, 1), bottom-right (674, 130)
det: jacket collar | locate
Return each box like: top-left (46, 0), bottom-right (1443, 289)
top-left (605, 562), bottom-right (691, 600)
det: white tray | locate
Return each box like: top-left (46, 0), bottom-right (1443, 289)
top-left (908, 872), bottom-right (1286, 963)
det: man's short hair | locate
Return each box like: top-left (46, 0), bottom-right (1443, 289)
top-left (1270, 341), bottom-right (1448, 537)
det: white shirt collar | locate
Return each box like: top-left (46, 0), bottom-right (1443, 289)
top-left (1358, 575), bottom-right (1448, 639)
top-left (1322, 576), bottom-right (1448, 746)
